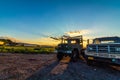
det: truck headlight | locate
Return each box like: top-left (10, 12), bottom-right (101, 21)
top-left (115, 48), bottom-right (120, 51)
top-left (66, 51), bottom-right (72, 53)
top-left (88, 47), bottom-right (93, 50)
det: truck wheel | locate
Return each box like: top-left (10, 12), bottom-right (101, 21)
top-left (71, 50), bottom-right (79, 62)
top-left (86, 60), bottom-right (93, 66)
top-left (57, 53), bottom-right (63, 61)
top-left (81, 49), bottom-right (85, 59)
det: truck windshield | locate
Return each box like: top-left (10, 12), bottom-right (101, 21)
top-left (62, 39), bottom-right (80, 44)
top-left (93, 37), bottom-right (120, 44)
top-left (94, 40), bottom-right (115, 44)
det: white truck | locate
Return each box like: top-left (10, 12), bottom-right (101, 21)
top-left (85, 36), bottom-right (120, 66)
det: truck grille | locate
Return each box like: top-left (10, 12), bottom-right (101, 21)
top-left (87, 44), bottom-right (120, 53)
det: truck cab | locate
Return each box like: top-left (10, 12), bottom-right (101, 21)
top-left (85, 36), bottom-right (120, 65)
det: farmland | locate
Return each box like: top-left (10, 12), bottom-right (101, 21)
top-left (0, 46), bottom-right (55, 54)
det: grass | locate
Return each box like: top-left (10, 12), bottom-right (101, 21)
top-left (0, 46), bottom-right (55, 54)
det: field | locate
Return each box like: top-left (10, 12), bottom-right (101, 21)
top-left (0, 46), bottom-right (55, 54)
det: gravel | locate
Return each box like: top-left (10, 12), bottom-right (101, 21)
top-left (26, 56), bottom-right (120, 80)
top-left (0, 53), bottom-right (120, 80)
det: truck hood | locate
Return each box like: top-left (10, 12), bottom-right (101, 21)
top-left (57, 44), bottom-right (72, 50)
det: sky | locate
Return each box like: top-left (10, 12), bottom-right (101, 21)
top-left (0, 0), bottom-right (120, 45)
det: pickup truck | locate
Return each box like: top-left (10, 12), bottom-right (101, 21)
top-left (85, 36), bottom-right (120, 66)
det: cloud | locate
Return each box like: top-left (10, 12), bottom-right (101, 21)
top-left (0, 36), bottom-right (21, 42)
top-left (22, 37), bottom-right (60, 46)
top-left (65, 30), bottom-right (91, 37)
top-left (37, 37), bottom-right (60, 46)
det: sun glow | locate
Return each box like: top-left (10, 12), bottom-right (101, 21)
top-left (65, 30), bottom-right (91, 37)
top-left (21, 37), bottom-right (60, 46)
top-left (38, 37), bottom-right (60, 46)
top-left (19, 30), bottom-right (93, 46)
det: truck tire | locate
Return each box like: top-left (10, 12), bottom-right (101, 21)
top-left (81, 49), bottom-right (85, 59)
top-left (71, 50), bottom-right (79, 62)
top-left (86, 60), bottom-right (94, 66)
top-left (57, 53), bottom-right (63, 61)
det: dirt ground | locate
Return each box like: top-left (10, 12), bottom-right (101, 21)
top-left (0, 53), bottom-right (120, 80)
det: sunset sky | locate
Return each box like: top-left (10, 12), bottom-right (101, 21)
top-left (0, 0), bottom-right (120, 45)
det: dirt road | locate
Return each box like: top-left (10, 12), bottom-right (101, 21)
top-left (26, 55), bottom-right (120, 80)
top-left (0, 53), bottom-right (120, 80)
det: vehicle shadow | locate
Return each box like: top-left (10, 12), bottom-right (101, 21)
top-left (51, 61), bottom-right (120, 80)
top-left (26, 61), bottom-right (59, 80)
top-left (91, 62), bottom-right (120, 72)
top-left (26, 59), bottom-right (120, 80)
